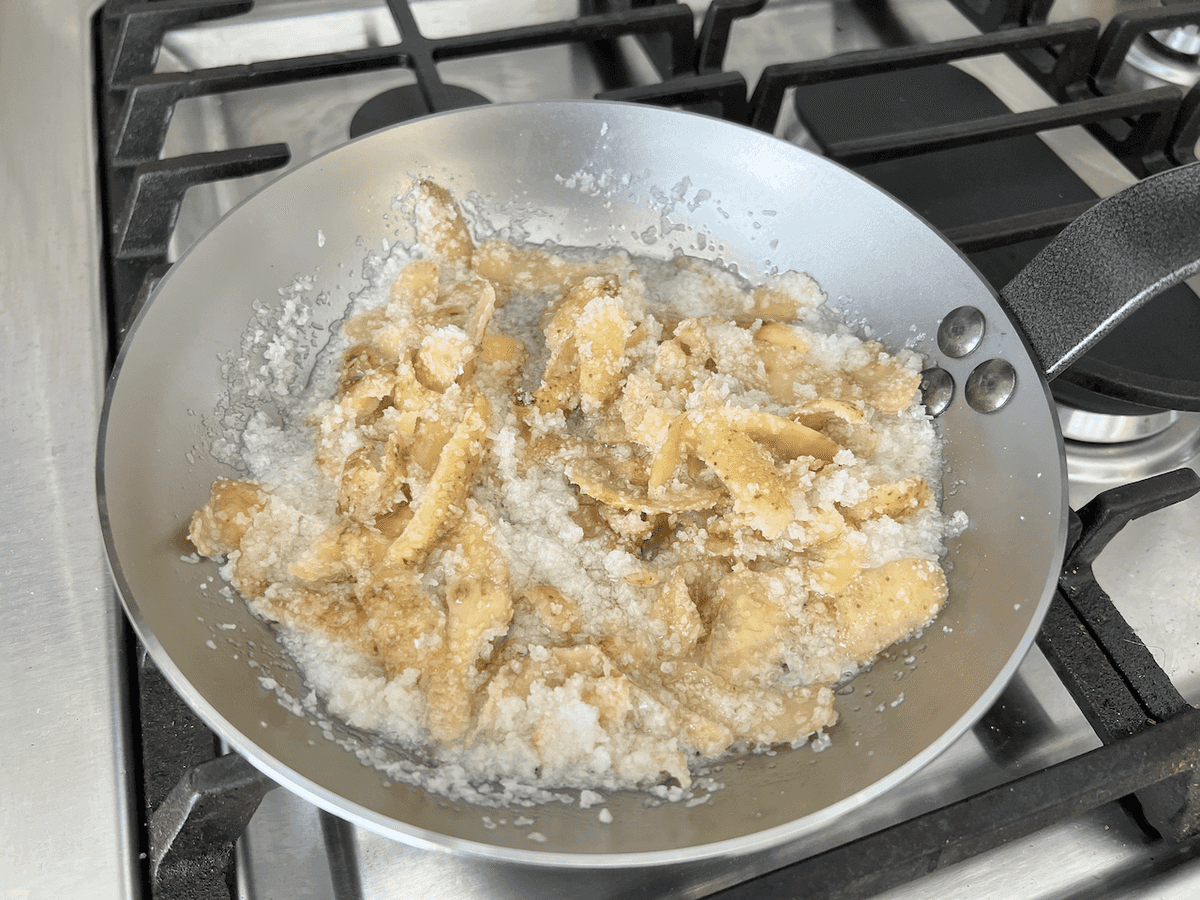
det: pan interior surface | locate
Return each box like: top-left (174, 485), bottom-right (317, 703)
top-left (98, 101), bottom-right (1066, 864)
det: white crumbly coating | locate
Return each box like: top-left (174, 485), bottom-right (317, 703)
top-left (192, 186), bottom-right (959, 806)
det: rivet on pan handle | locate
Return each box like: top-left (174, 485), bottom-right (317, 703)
top-left (1000, 161), bottom-right (1200, 381)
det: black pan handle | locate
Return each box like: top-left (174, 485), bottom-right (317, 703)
top-left (999, 161), bottom-right (1200, 380)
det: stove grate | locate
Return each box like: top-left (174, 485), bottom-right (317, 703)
top-left (98, 0), bottom-right (709, 341)
top-left (749, 19), bottom-right (1185, 175)
top-left (1040, 469), bottom-right (1200, 843)
top-left (710, 706), bottom-right (1200, 900)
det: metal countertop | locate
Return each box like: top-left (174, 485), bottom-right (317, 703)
top-left (0, 1), bottom-right (138, 897)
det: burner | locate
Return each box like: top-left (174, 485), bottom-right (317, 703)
top-left (1057, 403), bottom-right (1179, 444)
top-left (1062, 411), bottom-right (1200, 486)
top-left (1051, 379), bottom-right (1177, 442)
top-left (1119, 27), bottom-right (1200, 91)
top-left (349, 84), bottom-right (490, 138)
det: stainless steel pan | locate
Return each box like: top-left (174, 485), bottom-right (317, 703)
top-left (97, 101), bottom-right (1200, 866)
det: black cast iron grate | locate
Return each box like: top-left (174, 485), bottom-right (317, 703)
top-left (94, 1), bottom-right (1200, 898)
top-left (95, 0), bottom-right (759, 343)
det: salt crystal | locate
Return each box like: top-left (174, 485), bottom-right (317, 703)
top-left (579, 790), bottom-right (603, 810)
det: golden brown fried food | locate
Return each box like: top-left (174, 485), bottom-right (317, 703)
top-left (191, 181), bottom-right (948, 794)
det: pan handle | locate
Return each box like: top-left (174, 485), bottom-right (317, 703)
top-left (999, 161), bottom-right (1200, 381)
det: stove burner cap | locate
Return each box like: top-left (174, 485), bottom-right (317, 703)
top-left (349, 85), bottom-right (490, 139)
top-left (1063, 412), bottom-right (1200, 486)
top-left (1057, 403), bottom-right (1179, 444)
top-left (1119, 30), bottom-right (1200, 90)
top-left (1052, 379), bottom-right (1179, 443)
top-left (1148, 25), bottom-right (1200, 62)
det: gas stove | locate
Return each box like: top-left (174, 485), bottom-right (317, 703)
top-left (4, 1), bottom-right (1200, 898)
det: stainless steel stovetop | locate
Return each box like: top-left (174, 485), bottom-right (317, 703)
top-left (3, 1), bottom-right (1200, 898)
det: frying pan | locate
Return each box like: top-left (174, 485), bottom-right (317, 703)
top-left (97, 101), bottom-right (1200, 866)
